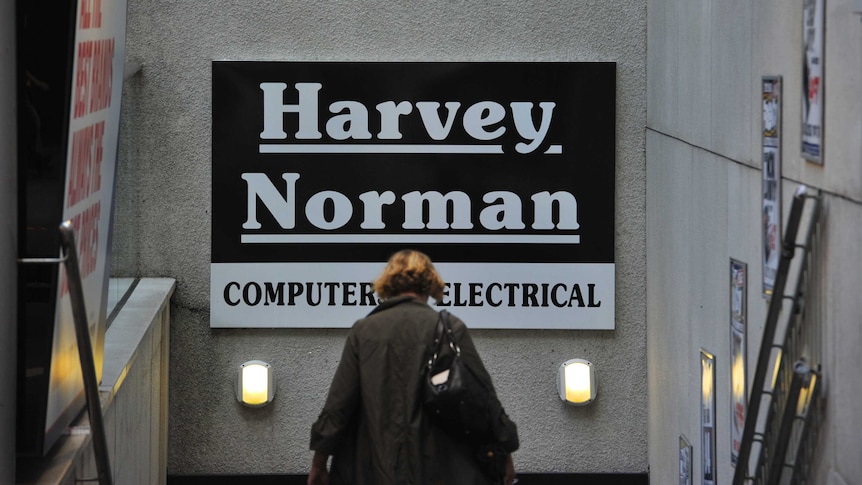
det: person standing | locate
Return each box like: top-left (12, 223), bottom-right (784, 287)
top-left (308, 249), bottom-right (518, 485)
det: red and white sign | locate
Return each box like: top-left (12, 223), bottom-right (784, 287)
top-left (45, 0), bottom-right (126, 443)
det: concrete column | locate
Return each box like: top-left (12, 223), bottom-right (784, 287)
top-left (0, 0), bottom-right (18, 481)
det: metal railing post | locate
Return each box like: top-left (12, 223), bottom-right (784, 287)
top-left (18, 221), bottom-right (113, 485)
top-left (58, 221), bottom-right (113, 485)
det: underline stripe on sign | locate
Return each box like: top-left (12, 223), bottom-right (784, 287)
top-left (240, 234), bottom-right (581, 244)
top-left (259, 144), bottom-right (505, 154)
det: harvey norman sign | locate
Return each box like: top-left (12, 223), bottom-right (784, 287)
top-left (211, 62), bottom-right (615, 329)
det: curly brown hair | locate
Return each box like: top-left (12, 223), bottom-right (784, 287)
top-left (373, 249), bottom-right (445, 301)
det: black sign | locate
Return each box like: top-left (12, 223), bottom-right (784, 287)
top-left (212, 62), bottom-right (615, 264)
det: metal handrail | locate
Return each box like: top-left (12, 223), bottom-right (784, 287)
top-left (787, 373), bottom-right (822, 484)
top-left (18, 221), bottom-right (113, 485)
top-left (732, 186), bottom-right (808, 485)
top-left (766, 361), bottom-right (811, 485)
top-left (733, 186), bottom-right (824, 485)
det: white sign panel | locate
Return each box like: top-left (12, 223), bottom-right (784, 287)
top-left (211, 262), bottom-right (614, 329)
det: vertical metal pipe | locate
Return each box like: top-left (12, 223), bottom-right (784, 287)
top-left (59, 221), bottom-right (113, 485)
top-left (0, 0), bottom-right (18, 475)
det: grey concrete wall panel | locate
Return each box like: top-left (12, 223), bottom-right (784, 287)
top-left (817, 196), bottom-right (862, 484)
top-left (648, 0), bottom-right (862, 484)
top-left (646, 131), bottom-right (770, 485)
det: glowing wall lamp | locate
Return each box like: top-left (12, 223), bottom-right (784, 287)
top-left (237, 360), bottom-right (275, 407)
top-left (558, 358), bottom-right (596, 406)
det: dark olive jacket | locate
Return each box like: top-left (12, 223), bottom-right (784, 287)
top-left (310, 296), bottom-right (518, 485)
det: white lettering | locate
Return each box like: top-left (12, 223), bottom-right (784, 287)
top-left (479, 192), bottom-right (526, 230)
top-left (327, 101), bottom-right (372, 140)
top-left (358, 191), bottom-right (396, 229)
top-left (531, 191), bottom-right (579, 229)
top-left (376, 101), bottom-right (413, 139)
top-left (259, 83), bottom-right (322, 140)
top-left (402, 191), bottom-right (474, 230)
top-left (242, 173), bottom-right (300, 229)
top-left (259, 83), bottom-right (557, 153)
top-left (306, 191), bottom-right (353, 230)
top-left (463, 101), bottom-right (506, 140)
top-left (416, 101), bottom-right (461, 140)
top-left (241, 173), bottom-right (580, 234)
top-left (511, 102), bottom-right (555, 154)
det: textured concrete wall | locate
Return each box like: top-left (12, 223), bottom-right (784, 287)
top-left (114, 0), bottom-right (648, 475)
top-left (647, 1), bottom-right (862, 484)
top-left (1, 0), bottom-right (17, 479)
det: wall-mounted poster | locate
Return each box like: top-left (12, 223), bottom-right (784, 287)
top-left (730, 260), bottom-right (747, 466)
top-left (210, 62), bottom-right (616, 329)
top-left (762, 77), bottom-right (782, 297)
top-left (802, 0), bottom-right (825, 163)
top-left (701, 349), bottom-right (716, 485)
top-left (680, 434), bottom-right (693, 485)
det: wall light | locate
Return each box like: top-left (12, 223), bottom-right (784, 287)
top-left (558, 358), bottom-right (596, 406)
top-left (237, 360), bottom-right (275, 407)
